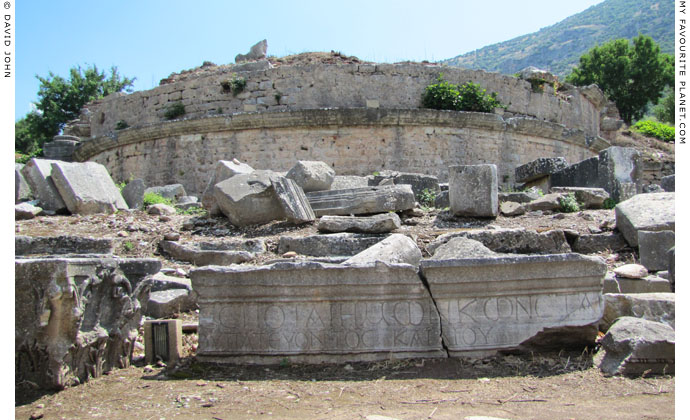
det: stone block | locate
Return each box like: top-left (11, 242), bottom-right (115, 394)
top-left (523, 193), bottom-right (563, 212)
top-left (498, 191), bottom-right (540, 204)
top-left (668, 247), bottom-right (675, 292)
top-left (638, 230), bottom-right (675, 272)
top-left (144, 184), bottom-right (187, 202)
top-left (369, 171), bottom-right (440, 198)
top-left (449, 165), bottom-right (498, 217)
top-left (146, 289), bottom-right (197, 319)
top-left (428, 228), bottom-right (571, 255)
top-left (15, 202), bottom-right (42, 220)
top-left (201, 159), bottom-right (254, 215)
top-left (15, 163), bottom-right (32, 203)
top-left (572, 232), bottom-right (627, 254)
top-left (235, 39), bottom-right (267, 63)
top-left (515, 157), bottom-right (568, 183)
top-left (499, 201), bottom-right (526, 216)
top-left (330, 175), bottom-right (370, 190)
top-left (615, 193), bottom-right (674, 247)
top-left (117, 258), bottom-right (163, 288)
top-left (601, 293), bottom-right (675, 331)
top-left (213, 170), bottom-right (284, 226)
top-left (306, 185), bottom-right (415, 217)
top-left (660, 174), bottom-right (674, 192)
top-left (550, 156), bottom-right (600, 189)
top-left (150, 272), bottom-right (192, 292)
top-left (15, 258), bottom-right (151, 389)
top-left (271, 177), bottom-right (316, 224)
top-left (278, 233), bottom-right (386, 257)
top-left (595, 317), bottom-right (674, 376)
top-left (21, 158), bottom-right (67, 213)
top-left (597, 146), bottom-right (641, 203)
top-left (420, 253), bottom-right (606, 356)
top-left (434, 190), bottom-right (449, 208)
top-left (42, 136), bottom-right (80, 161)
top-left (144, 319), bottom-right (183, 365)
top-left (517, 66), bottom-right (558, 85)
top-left (549, 187), bottom-right (609, 209)
top-left (121, 179), bottom-right (147, 209)
top-left (15, 235), bottom-right (115, 255)
top-left (147, 203), bottom-right (176, 215)
top-left (603, 272), bottom-right (672, 294)
top-left (430, 237), bottom-right (499, 260)
top-left (198, 238), bottom-right (266, 254)
top-left (50, 161), bottom-right (128, 215)
top-left (286, 161), bottom-right (336, 193)
top-left (343, 234), bottom-right (422, 267)
top-left (317, 213), bottom-right (401, 234)
top-left (160, 240), bottom-right (255, 266)
top-left (190, 261), bottom-right (444, 363)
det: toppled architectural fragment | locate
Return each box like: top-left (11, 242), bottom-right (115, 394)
top-left (420, 253), bottom-right (606, 356)
top-left (428, 228), bottom-right (571, 255)
top-left (190, 261), bottom-right (444, 363)
top-left (160, 240), bottom-right (255, 266)
top-left (317, 213), bottom-right (401, 234)
top-left (213, 170), bottom-right (284, 226)
top-left (286, 160), bottom-right (336, 193)
top-left (235, 39), bottom-right (268, 63)
top-left (306, 185), bottom-right (415, 216)
top-left (638, 230), bottom-right (675, 272)
top-left (50, 161), bottom-right (128, 215)
top-left (271, 177), bottom-right (316, 223)
top-left (614, 193), bottom-right (674, 247)
top-left (278, 233), bottom-right (385, 257)
top-left (15, 235), bottom-right (115, 256)
top-left (369, 171), bottom-right (440, 198)
top-left (202, 159), bottom-right (254, 216)
top-left (121, 179), bottom-right (147, 210)
top-left (15, 163), bottom-right (32, 203)
top-left (449, 165), bottom-right (498, 217)
top-left (21, 158), bottom-right (67, 213)
top-left (343, 234), bottom-right (421, 267)
top-left (601, 293), bottom-right (675, 331)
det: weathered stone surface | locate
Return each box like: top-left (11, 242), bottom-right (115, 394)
top-left (160, 240), bottom-right (254, 266)
top-left (615, 193), bottom-right (675, 247)
top-left (42, 135), bottom-right (80, 161)
top-left (499, 201), bottom-right (525, 216)
top-left (144, 184), bottom-right (187, 202)
top-left (213, 170), bottom-right (284, 226)
top-left (235, 39), bottom-right (268, 63)
top-left (306, 185), bottom-right (416, 216)
top-left (201, 159), bottom-right (254, 215)
top-left (50, 161), bottom-right (128, 215)
top-left (430, 237), bottom-right (499, 260)
top-left (117, 258), bottom-right (163, 288)
top-left (572, 232), bottom-right (627, 254)
top-left (343, 234), bottom-right (421, 267)
top-left (317, 213), bottom-right (401, 234)
top-left (498, 191), bottom-right (540, 204)
top-left (434, 190), bottom-right (449, 208)
top-left (428, 228), bottom-right (571, 255)
top-left (523, 193), bottom-right (563, 212)
top-left (595, 317), bottom-right (674, 376)
top-left (449, 165), bottom-right (498, 217)
top-left (190, 261), bottom-right (444, 363)
top-left (369, 171), bottom-right (440, 198)
top-left (638, 230), bottom-right (675, 272)
top-left (121, 179), bottom-right (147, 209)
top-left (278, 233), bottom-right (386, 257)
top-left (550, 156), bottom-right (600, 189)
top-left (515, 157), bottom-right (568, 183)
top-left (15, 258), bottom-right (151, 389)
top-left (147, 203), bottom-right (176, 215)
top-left (598, 147), bottom-right (640, 203)
top-left (614, 264), bottom-right (648, 279)
top-left (15, 235), bottom-right (115, 255)
top-left (150, 272), bottom-right (192, 292)
top-left (286, 161), bottom-right (336, 193)
top-left (198, 238), bottom-right (266, 254)
top-left (603, 272), bottom-right (672, 294)
top-left (660, 174), bottom-right (675, 192)
top-left (421, 253), bottom-right (606, 356)
top-left (601, 293), bottom-right (675, 331)
top-left (15, 202), bottom-right (42, 220)
top-left (517, 66), bottom-right (558, 84)
top-left (176, 196), bottom-right (201, 210)
top-left (668, 247), bottom-right (675, 292)
top-left (550, 187), bottom-right (609, 209)
top-left (330, 175), bottom-right (370, 190)
top-left (15, 163), bottom-right (32, 203)
top-left (271, 177), bottom-right (316, 224)
top-left (21, 158), bottom-right (68, 212)
top-left (146, 289), bottom-right (197, 319)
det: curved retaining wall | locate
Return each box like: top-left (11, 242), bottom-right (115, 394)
top-left (74, 61), bottom-right (606, 139)
top-left (75, 108), bottom-right (610, 196)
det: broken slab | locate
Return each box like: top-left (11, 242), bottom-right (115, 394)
top-left (146, 289), bottom-right (197, 319)
top-left (213, 170), bottom-right (284, 226)
top-left (15, 202), bottom-right (42, 220)
top-left (201, 159), bottom-right (254, 215)
top-left (571, 232), bottom-right (627, 254)
top-left (15, 163), bottom-right (32, 203)
top-left (15, 235), bottom-right (115, 255)
top-left (271, 177), bottom-right (316, 224)
top-left (317, 213), bottom-right (401, 234)
top-left (498, 191), bottom-right (541, 204)
top-left (550, 156), bottom-right (600, 190)
top-left (449, 164), bottom-right (498, 217)
top-left (286, 160), bottom-right (336, 192)
top-left (190, 261), bottom-right (444, 363)
top-left (597, 146), bottom-right (640, 203)
top-left (601, 293), bottom-right (675, 331)
top-left (421, 253), bottom-right (606, 356)
top-left (429, 237), bottom-right (500, 260)
top-left (595, 317), bottom-right (674, 376)
top-left (21, 158), bottom-right (68, 213)
top-left (160, 240), bottom-right (254, 266)
top-left (550, 187), bottom-right (609, 209)
top-left (330, 175), bottom-right (370, 190)
top-left (515, 157), bottom-right (568, 183)
top-left (50, 161), bottom-right (128, 215)
top-left (615, 193), bottom-right (674, 247)
top-left (343, 234), bottom-right (422, 267)
top-left (499, 201), bottom-right (526, 216)
top-left (149, 272), bottom-right (193, 292)
top-left (278, 233), bottom-right (386, 257)
top-left (428, 228), bottom-right (571, 255)
top-left (144, 184), bottom-right (187, 202)
top-left (306, 185), bottom-right (415, 216)
top-left (121, 179), bottom-right (147, 209)
top-left (369, 171), bottom-right (440, 198)
top-left (638, 230), bottom-right (675, 272)
top-left (15, 257), bottom-right (151, 389)
top-left (603, 272), bottom-right (671, 294)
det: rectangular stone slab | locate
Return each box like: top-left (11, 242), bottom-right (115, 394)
top-left (420, 253), bottom-right (606, 357)
top-left (271, 177), bottom-right (316, 223)
top-left (50, 161), bottom-right (128, 214)
top-left (306, 185), bottom-right (415, 216)
top-left (190, 261), bottom-right (444, 363)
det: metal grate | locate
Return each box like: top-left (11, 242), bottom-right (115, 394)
top-left (151, 322), bottom-right (170, 362)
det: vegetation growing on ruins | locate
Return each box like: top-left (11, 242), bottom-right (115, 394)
top-left (115, 120), bottom-right (129, 130)
top-left (163, 102), bottom-right (186, 120)
top-left (221, 74), bottom-right (247, 96)
top-left (632, 120), bottom-right (675, 143)
top-left (422, 75), bottom-right (503, 113)
top-left (558, 193), bottom-right (581, 213)
top-left (653, 87), bottom-right (674, 125)
top-left (565, 35), bottom-right (673, 124)
top-left (417, 188), bottom-right (437, 209)
top-left (15, 65), bottom-right (135, 155)
top-left (142, 192), bottom-right (174, 208)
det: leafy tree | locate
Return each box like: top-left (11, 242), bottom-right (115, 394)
top-left (565, 35), bottom-right (673, 124)
top-left (15, 65), bottom-right (135, 154)
top-left (653, 87), bottom-right (674, 124)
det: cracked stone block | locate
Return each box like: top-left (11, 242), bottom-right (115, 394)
top-left (317, 213), bottom-right (401, 234)
top-left (449, 165), bottom-right (498, 217)
top-left (271, 177), bottom-right (316, 224)
top-left (20, 158), bottom-right (68, 213)
top-left (615, 193), bottom-right (674, 247)
top-left (50, 161), bottom-right (128, 215)
top-left (601, 293), bottom-right (675, 331)
top-left (306, 185), bottom-right (415, 217)
top-left (146, 289), bottom-right (197, 319)
top-left (343, 234), bottom-right (421, 267)
top-left (201, 159), bottom-right (254, 216)
top-left (638, 230), bottom-right (675, 272)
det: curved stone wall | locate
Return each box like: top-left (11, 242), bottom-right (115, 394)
top-left (73, 61), bottom-right (607, 139)
top-left (75, 109), bottom-right (610, 196)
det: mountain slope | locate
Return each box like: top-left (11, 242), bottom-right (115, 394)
top-left (441, 0), bottom-right (673, 77)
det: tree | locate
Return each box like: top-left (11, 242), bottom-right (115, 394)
top-left (566, 35), bottom-right (673, 124)
top-left (653, 87), bottom-right (674, 124)
top-left (15, 65), bottom-right (135, 154)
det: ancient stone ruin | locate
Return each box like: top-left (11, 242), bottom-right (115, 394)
top-left (16, 45), bottom-right (675, 389)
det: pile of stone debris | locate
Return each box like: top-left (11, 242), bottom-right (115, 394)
top-left (14, 151), bottom-right (675, 391)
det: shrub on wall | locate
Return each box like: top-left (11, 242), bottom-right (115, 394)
top-left (632, 120), bottom-right (675, 143)
top-left (163, 102), bottom-right (186, 120)
top-left (422, 75), bottom-right (503, 113)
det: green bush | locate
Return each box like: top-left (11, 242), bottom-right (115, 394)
top-left (603, 198), bottom-right (617, 210)
top-left (163, 102), bottom-right (186, 120)
top-left (632, 120), bottom-right (675, 143)
top-left (142, 192), bottom-right (173, 208)
top-left (176, 206), bottom-right (207, 216)
top-left (422, 75), bottom-right (502, 113)
top-left (559, 193), bottom-right (581, 213)
top-left (115, 120), bottom-right (129, 130)
top-left (15, 148), bottom-right (42, 164)
top-left (417, 188), bottom-right (437, 208)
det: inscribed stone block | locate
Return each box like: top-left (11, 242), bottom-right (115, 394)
top-left (448, 165), bottom-right (498, 217)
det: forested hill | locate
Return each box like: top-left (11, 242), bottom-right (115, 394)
top-left (440, 0), bottom-right (673, 77)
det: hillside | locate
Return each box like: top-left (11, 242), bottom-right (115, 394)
top-left (441, 0), bottom-right (673, 77)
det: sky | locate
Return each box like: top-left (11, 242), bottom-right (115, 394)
top-left (13, 0), bottom-right (605, 119)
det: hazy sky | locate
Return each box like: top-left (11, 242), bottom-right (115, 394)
top-left (14, 0), bottom-right (604, 118)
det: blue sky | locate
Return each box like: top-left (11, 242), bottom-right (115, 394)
top-left (14, 0), bottom-right (604, 119)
